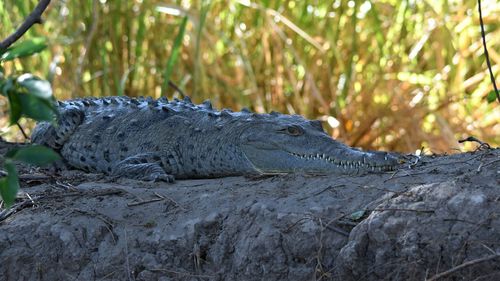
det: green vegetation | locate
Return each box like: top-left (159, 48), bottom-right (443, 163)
top-left (1, 145), bottom-right (60, 207)
top-left (0, 36), bottom-right (60, 207)
top-left (0, 0), bottom-right (499, 153)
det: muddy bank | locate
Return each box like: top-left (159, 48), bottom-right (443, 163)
top-left (1, 142), bottom-right (499, 280)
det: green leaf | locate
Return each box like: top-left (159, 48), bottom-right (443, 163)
top-left (2, 74), bottom-right (56, 123)
top-left (17, 73), bottom-right (53, 99)
top-left (17, 92), bottom-right (56, 122)
top-left (161, 16), bottom-right (188, 96)
top-left (6, 89), bottom-right (22, 124)
top-left (0, 161), bottom-right (20, 208)
top-left (7, 145), bottom-right (60, 166)
top-left (486, 90), bottom-right (498, 103)
top-left (5, 148), bottom-right (19, 158)
top-left (349, 210), bottom-right (366, 221)
top-left (0, 37), bottom-right (47, 61)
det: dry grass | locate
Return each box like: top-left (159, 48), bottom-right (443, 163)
top-left (1, 0), bottom-right (498, 152)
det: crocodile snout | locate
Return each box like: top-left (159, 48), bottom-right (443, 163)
top-left (364, 151), bottom-right (401, 170)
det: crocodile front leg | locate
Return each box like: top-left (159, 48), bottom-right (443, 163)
top-left (112, 153), bottom-right (175, 182)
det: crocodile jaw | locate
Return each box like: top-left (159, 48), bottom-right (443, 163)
top-left (286, 151), bottom-right (398, 172)
top-left (241, 144), bottom-right (399, 174)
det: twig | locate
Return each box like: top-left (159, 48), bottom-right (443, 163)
top-left (123, 229), bottom-right (132, 281)
top-left (0, 198), bottom-right (36, 222)
top-left (315, 217), bottom-right (326, 279)
top-left (24, 192), bottom-right (35, 204)
top-left (442, 218), bottom-right (482, 225)
top-left (477, 157), bottom-right (500, 172)
top-left (389, 170), bottom-right (434, 180)
top-left (386, 170), bottom-right (399, 180)
top-left (458, 136), bottom-right (491, 150)
top-left (38, 188), bottom-right (124, 200)
top-left (16, 122), bottom-right (29, 140)
top-left (127, 197), bottom-right (164, 207)
top-left (0, 192), bottom-right (40, 222)
top-left (372, 207), bottom-right (435, 214)
top-left (477, 0), bottom-right (499, 103)
top-left (284, 213), bottom-right (349, 235)
top-left (53, 180), bottom-right (77, 191)
top-left (314, 184), bottom-right (346, 197)
top-left (18, 173), bottom-right (52, 182)
top-left (0, 0), bottom-right (52, 51)
top-left (71, 208), bottom-right (116, 243)
top-left (481, 244), bottom-right (497, 255)
top-left (149, 268), bottom-right (213, 279)
top-left (127, 192), bottom-right (185, 209)
top-left (383, 169), bottom-right (412, 182)
top-left (476, 162), bottom-right (484, 172)
top-left (298, 184), bottom-right (346, 201)
top-left (1, 188), bottom-right (123, 222)
top-left (325, 224), bottom-right (349, 237)
top-left (407, 154), bottom-right (422, 168)
top-left (481, 158), bottom-right (500, 168)
top-left (154, 192), bottom-right (186, 210)
top-left (335, 219), bottom-right (358, 227)
top-left (427, 253), bottom-right (500, 281)
top-left (168, 81), bottom-right (186, 97)
top-left (284, 217), bottom-right (311, 233)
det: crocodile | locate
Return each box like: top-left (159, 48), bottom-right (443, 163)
top-left (32, 96), bottom-right (400, 181)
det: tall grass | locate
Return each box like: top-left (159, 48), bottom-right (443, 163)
top-left (1, 0), bottom-right (498, 152)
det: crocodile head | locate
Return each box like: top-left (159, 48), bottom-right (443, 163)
top-left (239, 113), bottom-right (400, 174)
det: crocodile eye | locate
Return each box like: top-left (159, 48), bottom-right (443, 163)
top-left (285, 126), bottom-right (303, 136)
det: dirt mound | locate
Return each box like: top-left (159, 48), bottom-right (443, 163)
top-left (335, 177), bottom-right (500, 280)
top-left (1, 142), bottom-right (499, 281)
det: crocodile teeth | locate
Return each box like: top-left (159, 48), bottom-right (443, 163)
top-left (288, 153), bottom-right (396, 172)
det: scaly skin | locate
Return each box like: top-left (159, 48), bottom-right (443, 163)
top-left (32, 96), bottom-right (401, 181)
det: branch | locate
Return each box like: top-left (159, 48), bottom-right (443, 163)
top-left (168, 81), bottom-right (186, 97)
top-left (427, 253), bottom-right (500, 281)
top-left (0, 0), bottom-right (52, 51)
top-left (478, 0), bottom-right (500, 103)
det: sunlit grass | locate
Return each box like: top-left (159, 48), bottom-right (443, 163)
top-left (1, 0), bottom-right (499, 152)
